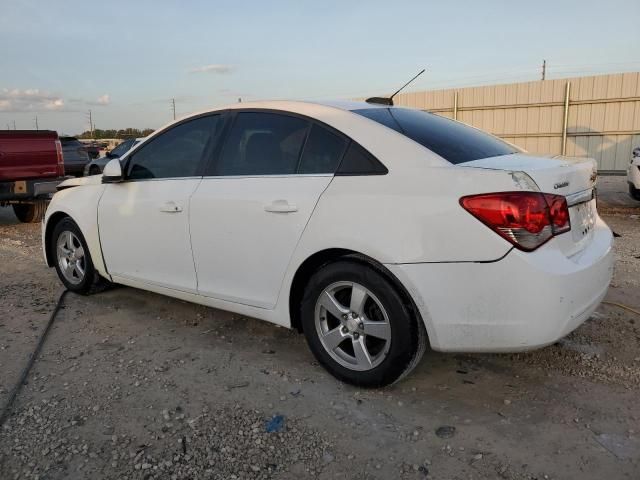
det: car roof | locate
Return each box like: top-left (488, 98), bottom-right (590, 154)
top-left (126, 99), bottom-right (451, 171)
top-left (219, 99), bottom-right (394, 113)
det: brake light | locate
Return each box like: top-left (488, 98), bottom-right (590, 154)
top-left (545, 194), bottom-right (570, 234)
top-left (54, 139), bottom-right (65, 177)
top-left (460, 192), bottom-right (571, 251)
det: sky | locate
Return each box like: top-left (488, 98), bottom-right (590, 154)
top-left (1, 0), bottom-right (639, 135)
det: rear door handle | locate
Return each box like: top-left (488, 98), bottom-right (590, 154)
top-left (264, 199), bottom-right (298, 213)
top-left (159, 201), bottom-right (183, 213)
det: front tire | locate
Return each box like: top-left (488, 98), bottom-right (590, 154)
top-left (301, 260), bottom-right (427, 387)
top-left (51, 217), bottom-right (109, 294)
top-left (13, 200), bottom-right (47, 223)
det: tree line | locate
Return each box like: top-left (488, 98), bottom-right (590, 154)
top-left (76, 128), bottom-right (155, 139)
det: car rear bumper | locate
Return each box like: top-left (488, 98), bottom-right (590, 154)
top-left (0, 178), bottom-right (65, 201)
top-left (387, 216), bottom-right (614, 352)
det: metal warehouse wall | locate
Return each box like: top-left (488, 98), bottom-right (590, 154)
top-left (391, 72), bottom-right (640, 173)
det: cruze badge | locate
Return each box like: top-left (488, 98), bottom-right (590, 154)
top-left (554, 181), bottom-right (569, 189)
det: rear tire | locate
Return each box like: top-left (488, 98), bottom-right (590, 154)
top-left (89, 165), bottom-right (101, 176)
top-left (630, 183), bottom-right (640, 201)
top-left (51, 217), bottom-right (110, 294)
top-left (12, 200), bottom-right (47, 223)
top-left (300, 260), bottom-right (427, 387)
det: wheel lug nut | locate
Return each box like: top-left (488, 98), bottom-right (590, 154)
top-left (341, 326), bottom-right (348, 334)
top-left (353, 332), bottom-right (360, 339)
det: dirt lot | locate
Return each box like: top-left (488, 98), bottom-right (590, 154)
top-left (1, 180), bottom-right (639, 479)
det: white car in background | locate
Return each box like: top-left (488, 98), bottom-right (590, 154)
top-left (42, 100), bottom-right (614, 386)
top-left (84, 137), bottom-right (145, 176)
top-left (629, 147), bottom-right (640, 200)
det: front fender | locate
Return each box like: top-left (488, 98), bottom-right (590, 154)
top-left (43, 184), bottom-right (109, 279)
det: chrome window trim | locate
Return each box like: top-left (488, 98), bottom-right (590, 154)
top-left (201, 174), bottom-right (334, 180)
top-left (566, 188), bottom-right (595, 207)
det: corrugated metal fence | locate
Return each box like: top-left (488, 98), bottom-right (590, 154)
top-left (391, 72), bottom-right (640, 173)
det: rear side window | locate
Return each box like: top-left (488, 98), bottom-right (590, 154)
top-left (60, 137), bottom-right (83, 147)
top-left (353, 108), bottom-right (519, 164)
top-left (297, 124), bottom-right (348, 174)
top-left (127, 115), bottom-right (220, 180)
top-left (215, 112), bottom-right (308, 175)
top-left (337, 143), bottom-right (388, 175)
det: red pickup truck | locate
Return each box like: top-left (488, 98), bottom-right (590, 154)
top-left (0, 130), bottom-right (67, 222)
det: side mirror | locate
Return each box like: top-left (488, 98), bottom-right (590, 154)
top-left (102, 159), bottom-right (123, 183)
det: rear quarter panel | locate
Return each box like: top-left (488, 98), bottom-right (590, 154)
top-left (272, 164), bottom-right (526, 328)
top-left (293, 165), bottom-right (522, 265)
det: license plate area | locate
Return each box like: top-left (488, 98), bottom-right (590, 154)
top-left (14, 180), bottom-right (27, 194)
top-left (570, 199), bottom-right (595, 243)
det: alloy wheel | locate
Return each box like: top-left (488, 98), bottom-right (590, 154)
top-left (314, 281), bottom-right (392, 371)
top-left (56, 231), bottom-right (86, 285)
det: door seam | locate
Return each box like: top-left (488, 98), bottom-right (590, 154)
top-left (271, 175), bottom-right (337, 307)
top-left (187, 177), bottom-right (205, 291)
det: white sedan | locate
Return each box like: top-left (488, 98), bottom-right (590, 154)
top-left (42, 100), bottom-right (614, 386)
top-left (629, 147), bottom-right (640, 200)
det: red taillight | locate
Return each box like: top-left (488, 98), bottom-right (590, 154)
top-left (544, 194), bottom-right (571, 234)
top-left (460, 192), bottom-right (571, 251)
top-left (54, 139), bottom-right (65, 177)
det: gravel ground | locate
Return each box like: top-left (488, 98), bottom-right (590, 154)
top-left (1, 182), bottom-right (639, 479)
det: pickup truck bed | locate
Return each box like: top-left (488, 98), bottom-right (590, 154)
top-left (0, 130), bottom-right (67, 222)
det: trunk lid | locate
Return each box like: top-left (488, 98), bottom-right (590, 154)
top-left (462, 153), bottom-right (597, 196)
top-left (462, 153), bottom-right (599, 257)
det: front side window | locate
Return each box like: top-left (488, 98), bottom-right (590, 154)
top-left (353, 108), bottom-right (519, 165)
top-left (127, 115), bottom-right (220, 180)
top-left (215, 112), bottom-right (308, 176)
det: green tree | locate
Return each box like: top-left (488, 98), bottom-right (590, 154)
top-left (76, 128), bottom-right (154, 139)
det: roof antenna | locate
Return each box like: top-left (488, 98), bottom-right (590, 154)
top-left (366, 69), bottom-right (426, 106)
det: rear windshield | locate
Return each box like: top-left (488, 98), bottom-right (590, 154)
top-left (60, 137), bottom-right (81, 145)
top-left (353, 108), bottom-right (519, 164)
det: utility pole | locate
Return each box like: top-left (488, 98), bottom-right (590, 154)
top-left (86, 110), bottom-right (94, 138)
top-left (238, 97), bottom-right (242, 103)
top-left (34, 116), bottom-right (39, 130)
top-left (171, 98), bottom-right (176, 120)
top-left (541, 59), bottom-right (546, 81)
top-left (13, 120), bottom-right (16, 130)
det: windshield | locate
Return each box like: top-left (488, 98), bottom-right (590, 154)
top-left (110, 139), bottom-right (134, 157)
top-left (353, 108), bottom-right (519, 164)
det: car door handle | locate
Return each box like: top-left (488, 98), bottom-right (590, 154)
top-left (264, 200), bottom-right (298, 213)
top-left (159, 201), bottom-right (183, 213)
